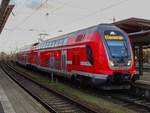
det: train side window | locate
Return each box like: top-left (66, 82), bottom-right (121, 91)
top-left (55, 40), bottom-right (57, 47)
top-left (48, 42), bottom-right (51, 48)
top-left (63, 38), bottom-right (68, 45)
top-left (42, 43), bottom-right (45, 48)
top-left (59, 39), bottom-right (64, 46)
top-left (55, 40), bottom-right (59, 47)
top-left (45, 43), bottom-right (47, 48)
top-left (45, 42), bottom-right (47, 48)
top-left (51, 41), bottom-right (54, 47)
top-left (49, 42), bottom-right (52, 47)
top-left (76, 34), bottom-right (85, 42)
top-left (86, 45), bottom-right (94, 65)
top-left (43, 43), bottom-right (45, 48)
top-left (46, 42), bottom-right (49, 48)
top-left (53, 41), bottom-right (56, 47)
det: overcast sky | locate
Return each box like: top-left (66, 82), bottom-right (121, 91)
top-left (0, 0), bottom-right (150, 53)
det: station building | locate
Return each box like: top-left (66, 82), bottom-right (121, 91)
top-left (114, 18), bottom-right (150, 75)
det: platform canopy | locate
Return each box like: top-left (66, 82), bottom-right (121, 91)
top-left (0, 0), bottom-right (14, 34)
top-left (113, 17), bottom-right (150, 46)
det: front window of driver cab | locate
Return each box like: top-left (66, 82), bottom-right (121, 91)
top-left (104, 30), bottom-right (129, 58)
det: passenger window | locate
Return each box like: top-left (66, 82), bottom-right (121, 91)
top-left (43, 44), bottom-right (45, 48)
top-left (48, 42), bottom-right (51, 48)
top-left (46, 42), bottom-right (49, 47)
top-left (86, 45), bottom-right (94, 65)
top-left (76, 34), bottom-right (85, 42)
top-left (63, 38), bottom-right (68, 45)
top-left (59, 39), bottom-right (64, 46)
top-left (53, 41), bottom-right (56, 47)
top-left (55, 40), bottom-right (59, 47)
top-left (51, 41), bottom-right (54, 47)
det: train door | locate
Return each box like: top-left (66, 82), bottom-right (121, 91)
top-left (62, 50), bottom-right (67, 72)
top-left (38, 51), bottom-right (41, 66)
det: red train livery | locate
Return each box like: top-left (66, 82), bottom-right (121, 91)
top-left (16, 24), bottom-right (138, 89)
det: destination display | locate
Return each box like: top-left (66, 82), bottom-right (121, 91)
top-left (104, 35), bottom-right (124, 40)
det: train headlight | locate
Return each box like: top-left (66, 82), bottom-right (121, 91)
top-left (127, 60), bottom-right (132, 66)
top-left (109, 60), bottom-right (114, 66)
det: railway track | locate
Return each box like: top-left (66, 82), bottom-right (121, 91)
top-left (0, 62), bottom-right (102, 113)
top-left (108, 92), bottom-right (150, 113)
top-left (2, 61), bottom-right (150, 113)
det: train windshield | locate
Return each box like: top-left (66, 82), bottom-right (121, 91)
top-left (107, 40), bottom-right (127, 58)
top-left (104, 30), bottom-right (129, 58)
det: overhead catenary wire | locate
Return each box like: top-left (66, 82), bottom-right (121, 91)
top-left (10, 0), bottom-right (129, 34)
top-left (12, 0), bottom-right (48, 31)
top-left (46, 0), bottom-right (129, 33)
top-left (10, 0), bottom-right (76, 32)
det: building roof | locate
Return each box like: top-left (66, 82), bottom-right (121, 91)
top-left (0, 0), bottom-right (14, 34)
top-left (113, 17), bottom-right (150, 46)
top-left (114, 17), bottom-right (150, 33)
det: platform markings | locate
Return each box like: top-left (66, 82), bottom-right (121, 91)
top-left (0, 85), bottom-right (16, 113)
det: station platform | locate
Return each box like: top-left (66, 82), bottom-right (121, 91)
top-left (135, 72), bottom-right (150, 85)
top-left (133, 71), bottom-right (150, 92)
top-left (0, 68), bottom-right (50, 113)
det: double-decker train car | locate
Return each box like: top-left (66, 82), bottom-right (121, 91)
top-left (16, 24), bottom-right (139, 89)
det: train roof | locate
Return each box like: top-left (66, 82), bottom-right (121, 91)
top-left (34, 24), bottom-right (120, 50)
top-left (43, 24), bottom-right (115, 42)
top-left (19, 24), bottom-right (120, 51)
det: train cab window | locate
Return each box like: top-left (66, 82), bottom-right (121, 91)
top-left (86, 45), bottom-right (94, 65)
top-left (104, 30), bottom-right (130, 58)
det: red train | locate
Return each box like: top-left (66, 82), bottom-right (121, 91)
top-left (16, 24), bottom-right (139, 89)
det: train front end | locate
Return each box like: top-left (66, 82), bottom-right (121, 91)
top-left (97, 25), bottom-right (139, 89)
